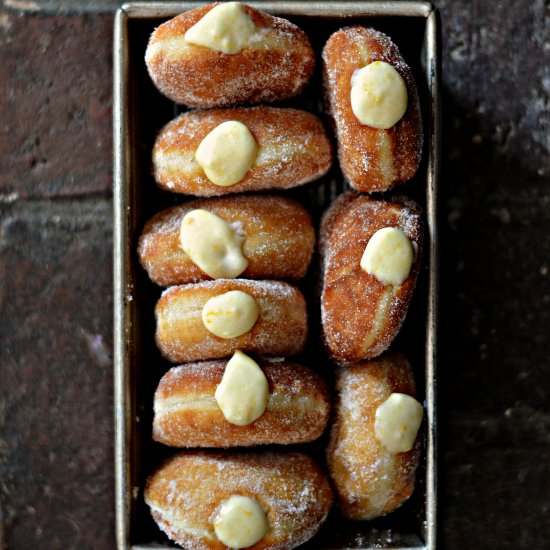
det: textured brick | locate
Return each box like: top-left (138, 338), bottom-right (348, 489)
top-left (0, 199), bottom-right (114, 549)
top-left (1, 1), bottom-right (118, 11)
top-left (0, 12), bottom-right (113, 198)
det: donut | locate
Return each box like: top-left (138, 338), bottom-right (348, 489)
top-left (327, 353), bottom-right (423, 520)
top-left (144, 451), bottom-right (333, 549)
top-left (155, 280), bottom-right (307, 363)
top-left (323, 26), bottom-right (423, 192)
top-left (321, 192), bottom-right (423, 364)
top-left (153, 359), bottom-right (330, 447)
top-left (145, 2), bottom-right (315, 107)
top-left (152, 107), bottom-right (332, 196)
top-left (138, 195), bottom-right (315, 286)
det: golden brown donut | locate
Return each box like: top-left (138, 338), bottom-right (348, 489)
top-left (323, 26), bottom-right (423, 192)
top-left (138, 195), bottom-right (315, 286)
top-left (152, 107), bottom-right (332, 196)
top-left (155, 280), bottom-right (307, 363)
top-left (145, 3), bottom-right (315, 107)
top-left (327, 354), bottom-right (422, 520)
top-left (153, 360), bottom-right (330, 447)
top-left (321, 193), bottom-right (423, 364)
top-left (145, 451), bottom-right (333, 549)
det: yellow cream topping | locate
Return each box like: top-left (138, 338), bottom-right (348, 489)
top-left (350, 61), bottom-right (408, 129)
top-left (214, 351), bottom-right (269, 426)
top-left (374, 392), bottom-right (423, 453)
top-left (179, 209), bottom-right (248, 279)
top-left (195, 121), bottom-right (258, 187)
top-left (360, 227), bottom-right (414, 286)
top-left (184, 2), bottom-right (257, 55)
top-left (202, 290), bottom-right (260, 339)
top-left (213, 495), bottom-right (269, 548)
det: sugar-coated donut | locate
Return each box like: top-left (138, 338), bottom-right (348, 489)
top-left (145, 2), bottom-right (315, 107)
top-left (145, 451), bottom-right (333, 549)
top-left (155, 280), bottom-right (307, 363)
top-left (138, 195), bottom-right (315, 286)
top-left (323, 27), bottom-right (423, 192)
top-left (327, 354), bottom-right (422, 520)
top-left (152, 107), bottom-right (332, 196)
top-left (321, 193), bottom-right (423, 364)
top-left (153, 360), bottom-right (330, 447)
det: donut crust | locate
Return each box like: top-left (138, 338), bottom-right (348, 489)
top-left (321, 193), bottom-right (423, 364)
top-left (327, 354), bottom-right (421, 520)
top-left (138, 195), bottom-right (315, 286)
top-left (153, 107), bottom-right (332, 196)
top-left (153, 360), bottom-right (330, 447)
top-left (323, 27), bottom-right (423, 192)
top-left (145, 3), bottom-right (315, 107)
top-left (155, 280), bottom-right (307, 363)
top-left (145, 451), bottom-right (333, 550)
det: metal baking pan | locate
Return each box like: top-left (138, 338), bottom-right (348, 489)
top-left (113, 2), bottom-right (440, 549)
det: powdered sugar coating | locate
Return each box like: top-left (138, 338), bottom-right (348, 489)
top-left (145, 3), bottom-right (315, 107)
top-left (153, 107), bottom-right (332, 196)
top-left (320, 193), bottom-right (423, 364)
top-left (327, 354), bottom-right (421, 520)
top-left (144, 451), bottom-right (333, 550)
top-left (155, 280), bottom-right (307, 363)
top-left (138, 195), bottom-right (315, 286)
top-left (153, 360), bottom-right (330, 447)
top-left (323, 26), bottom-right (423, 192)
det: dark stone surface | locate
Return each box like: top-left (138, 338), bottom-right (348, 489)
top-left (0, 200), bottom-right (114, 549)
top-left (442, 448), bottom-right (550, 549)
top-left (437, 0), bottom-right (550, 547)
top-left (0, 1), bottom-right (548, 549)
top-left (0, 11), bottom-right (112, 198)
